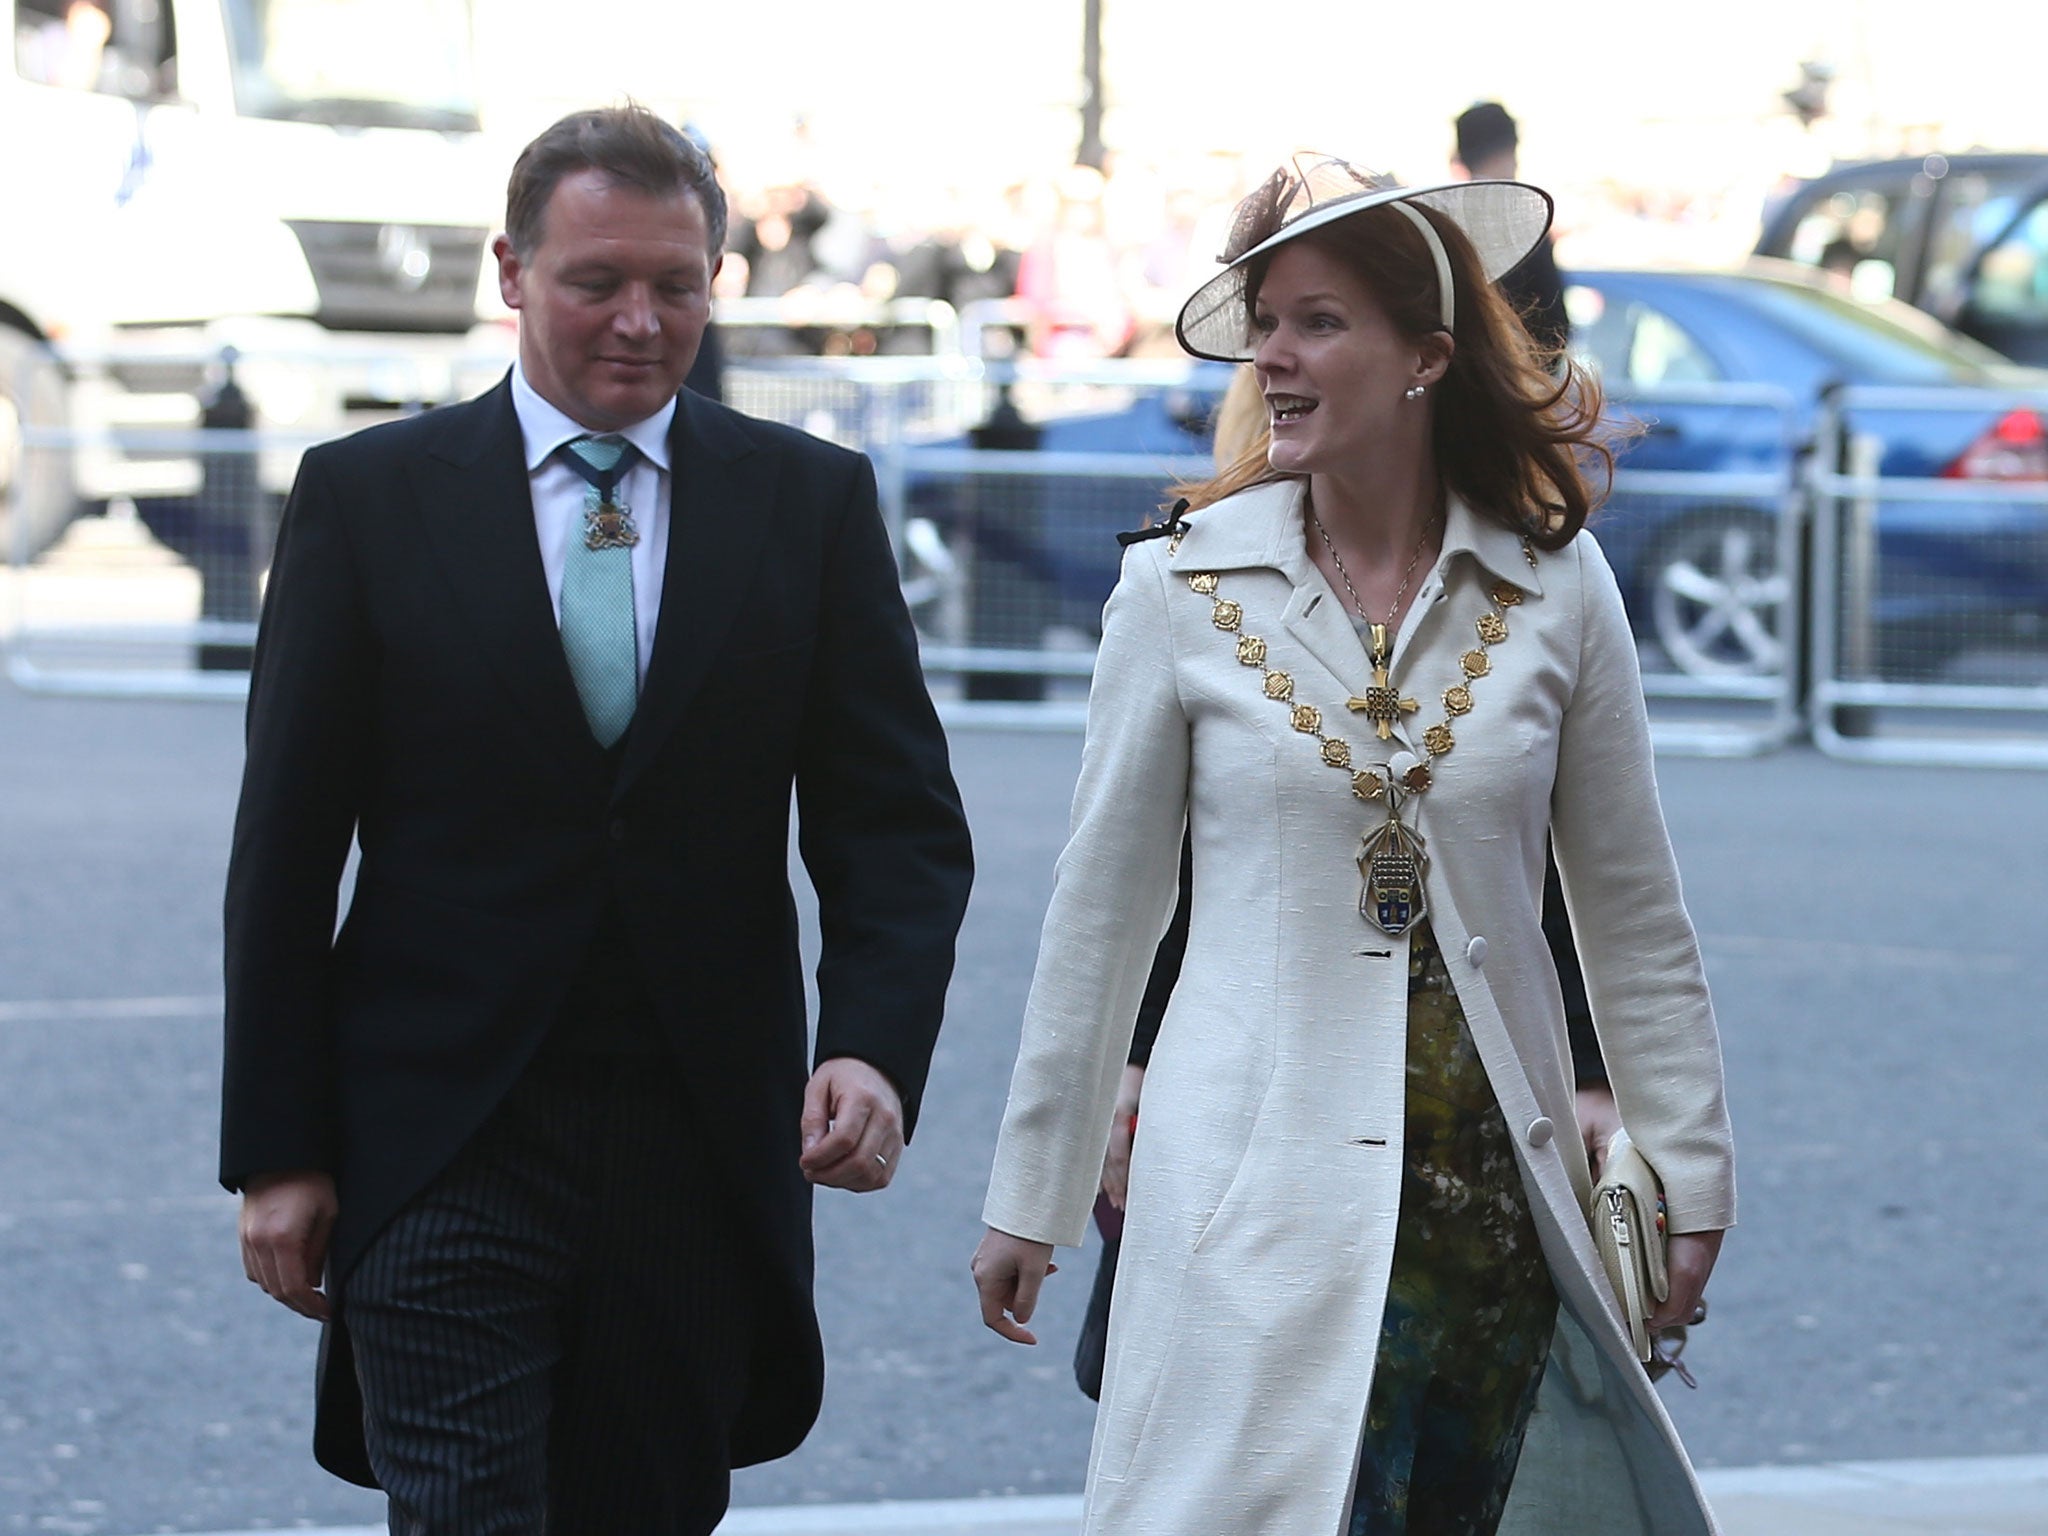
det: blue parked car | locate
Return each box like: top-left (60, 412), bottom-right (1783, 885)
top-left (904, 263), bottom-right (2047, 683)
top-left (1569, 261), bottom-right (2048, 677)
top-left (901, 370), bottom-right (1227, 668)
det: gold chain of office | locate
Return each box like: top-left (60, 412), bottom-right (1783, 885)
top-left (1179, 554), bottom-right (1534, 802)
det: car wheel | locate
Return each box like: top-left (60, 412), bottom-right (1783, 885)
top-left (0, 324), bottom-right (74, 563)
top-left (1649, 509), bottom-right (1793, 678)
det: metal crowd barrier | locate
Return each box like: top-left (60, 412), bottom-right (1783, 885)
top-left (721, 356), bottom-right (1222, 727)
top-left (3, 340), bottom-right (511, 698)
top-left (11, 347), bottom-right (2048, 773)
top-left (1808, 384), bottom-right (2048, 767)
top-left (1597, 384), bottom-right (1806, 757)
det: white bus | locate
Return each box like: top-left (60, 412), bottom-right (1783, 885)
top-left (2, 0), bottom-right (511, 557)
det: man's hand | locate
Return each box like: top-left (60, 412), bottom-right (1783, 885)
top-left (1100, 1063), bottom-right (1145, 1210)
top-left (972, 1227), bottom-right (1058, 1345)
top-left (1651, 1228), bottom-right (1724, 1332)
top-left (799, 1057), bottom-right (905, 1192)
top-left (239, 1170), bottom-right (338, 1321)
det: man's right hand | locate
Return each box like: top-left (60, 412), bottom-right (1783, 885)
top-left (239, 1170), bottom-right (339, 1321)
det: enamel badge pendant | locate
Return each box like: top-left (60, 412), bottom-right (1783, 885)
top-left (582, 499), bottom-right (640, 552)
top-left (1358, 810), bottom-right (1428, 938)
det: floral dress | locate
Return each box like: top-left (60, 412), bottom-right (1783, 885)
top-left (1347, 922), bottom-right (1559, 1535)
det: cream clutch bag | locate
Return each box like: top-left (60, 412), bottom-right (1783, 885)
top-left (1592, 1129), bottom-right (1670, 1363)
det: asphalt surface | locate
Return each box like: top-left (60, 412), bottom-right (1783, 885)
top-left (1, 679), bottom-right (2045, 1533)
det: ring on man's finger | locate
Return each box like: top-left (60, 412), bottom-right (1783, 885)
top-left (874, 1152), bottom-right (889, 1168)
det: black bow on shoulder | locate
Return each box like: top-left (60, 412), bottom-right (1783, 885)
top-left (1116, 498), bottom-right (1193, 548)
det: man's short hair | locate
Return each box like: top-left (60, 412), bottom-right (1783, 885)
top-left (505, 104), bottom-right (728, 258)
top-left (1454, 101), bottom-right (1518, 169)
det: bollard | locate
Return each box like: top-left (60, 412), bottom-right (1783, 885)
top-left (196, 347), bottom-right (261, 671)
top-left (962, 384), bottom-right (1049, 701)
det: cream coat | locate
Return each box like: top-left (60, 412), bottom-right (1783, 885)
top-left (983, 479), bottom-right (1737, 1534)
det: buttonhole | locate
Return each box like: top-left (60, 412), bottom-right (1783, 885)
top-left (1305, 593), bottom-right (1321, 614)
top-left (1347, 1136), bottom-right (1388, 1148)
top-left (1357, 948), bottom-right (1392, 959)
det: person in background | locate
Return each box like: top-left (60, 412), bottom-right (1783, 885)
top-left (1453, 102), bottom-right (1571, 361)
top-left (1017, 163), bottom-right (1139, 359)
top-left (678, 120), bottom-right (726, 401)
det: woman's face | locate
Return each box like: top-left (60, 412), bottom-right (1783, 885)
top-left (1249, 240), bottom-right (1432, 478)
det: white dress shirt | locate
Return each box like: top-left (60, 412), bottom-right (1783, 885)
top-left (510, 362), bottom-right (675, 683)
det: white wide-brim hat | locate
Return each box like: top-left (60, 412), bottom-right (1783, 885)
top-left (1175, 153), bottom-right (1554, 363)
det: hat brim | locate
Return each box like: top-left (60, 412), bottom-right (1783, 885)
top-left (1174, 179), bottom-right (1555, 363)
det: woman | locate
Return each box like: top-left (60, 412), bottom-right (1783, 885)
top-left (972, 156), bottom-right (1735, 1534)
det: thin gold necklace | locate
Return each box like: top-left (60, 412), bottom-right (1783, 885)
top-left (1305, 495), bottom-right (1441, 742)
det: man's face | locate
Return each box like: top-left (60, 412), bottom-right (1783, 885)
top-left (494, 168), bottom-right (721, 431)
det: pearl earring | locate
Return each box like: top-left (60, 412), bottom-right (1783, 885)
top-left (1405, 384), bottom-right (1426, 400)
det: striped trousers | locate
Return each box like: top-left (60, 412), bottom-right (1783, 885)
top-left (344, 1051), bottom-right (751, 1535)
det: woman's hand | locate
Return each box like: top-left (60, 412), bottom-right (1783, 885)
top-left (1650, 1229), bottom-right (1724, 1332)
top-left (972, 1228), bottom-right (1058, 1345)
top-left (1100, 1063), bottom-right (1147, 1209)
top-left (1575, 1083), bottom-right (1621, 1180)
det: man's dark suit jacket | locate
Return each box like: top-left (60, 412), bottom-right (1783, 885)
top-left (219, 377), bottom-right (974, 1485)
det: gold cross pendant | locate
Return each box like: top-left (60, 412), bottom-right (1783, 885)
top-left (1346, 625), bottom-right (1415, 741)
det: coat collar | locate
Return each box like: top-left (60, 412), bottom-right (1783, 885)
top-left (1166, 478), bottom-right (1545, 757)
top-left (1169, 477), bottom-right (1545, 601)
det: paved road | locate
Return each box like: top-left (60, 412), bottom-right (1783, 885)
top-left (1, 680), bottom-right (2044, 1533)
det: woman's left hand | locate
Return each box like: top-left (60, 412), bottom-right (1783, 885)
top-left (1649, 1228), bottom-right (1725, 1331)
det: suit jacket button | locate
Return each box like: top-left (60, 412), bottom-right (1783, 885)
top-left (1465, 935), bottom-right (1487, 966)
top-left (1526, 1116), bottom-right (1555, 1148)
top-left (608, 818), bottom-right (628, 844)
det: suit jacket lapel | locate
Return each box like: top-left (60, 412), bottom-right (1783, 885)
top-left (413, 378), bottom-right (602, 773)
top-left (615, 391), bottom-right (779, 796)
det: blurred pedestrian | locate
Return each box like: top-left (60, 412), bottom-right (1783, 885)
top-left (973, 154), bottom-right (1733, 1533)
top-left (1453, 102), bottom-right (1571, 361)
top-left (222, 103), bottom-right (973, 1535)
top-left (678, 119), bottom-right (728, 401)
top-left (1017, 164), bottom-right (1138, 358)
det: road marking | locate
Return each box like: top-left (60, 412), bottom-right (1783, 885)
top-left (0, 994), bottom-right (219, 1022)
top-left (144, 1455), bottom-right (2048, 1536)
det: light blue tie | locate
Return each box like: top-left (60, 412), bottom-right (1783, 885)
top-left (557, 435), bottom-right (640, 747)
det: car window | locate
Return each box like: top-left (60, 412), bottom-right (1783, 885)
top-left (1563, 284), bottom-right (1625, 378)
top-left (1628, 309), bottom-right (1719, 385)
top-left (1563, 284), bottom-right (1720, 387)
top-left (1783, 173), bottom-right (1923, 303)
top-left (1736, 278), bottom-right (2005, 384)
top-left (1971, 201), bottom-right (2048, 325)
top-left (1920, 170), bottom-right (2031, 315)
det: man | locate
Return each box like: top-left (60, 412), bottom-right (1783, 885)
top-left (1452, 100), bottom-right (1571, 358)
top-left (222, 105), bottom-right (974, 1534)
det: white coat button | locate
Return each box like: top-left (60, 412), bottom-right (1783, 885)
top-left (1466, 935), bottom-right (1487, 966)
top-left (1527, 1116), bottom-right (1555, 1148)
